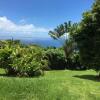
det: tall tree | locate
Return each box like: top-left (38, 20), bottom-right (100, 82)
top-left (49, 21), bottom-right (77, 68)
top-left (74, 0), bottom-right (100, 77)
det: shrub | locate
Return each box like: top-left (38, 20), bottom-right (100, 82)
top-left (44, 48), bottom-right (67, 70)
top-left (70, 51), bottom-right (86, 70)
top-left (44, 48), bottom-right (85, 70)
top-left (0, 43), bottom-right (48, 77)
top-left (0, 48), bottom-right (12, 69)
top-left (9, 46), bottom-right (48, 77)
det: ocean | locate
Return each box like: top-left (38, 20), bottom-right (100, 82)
top-left (21, 38), bottom-right (62, 47)
top-left (0, 37), bottom-right (62, 47)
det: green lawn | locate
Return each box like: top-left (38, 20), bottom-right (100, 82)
top-left (0, 69), bottom-right (100, 100)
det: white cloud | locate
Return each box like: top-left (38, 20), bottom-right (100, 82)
top-left (19, 19), bottom-right (26, 24)
top-left (0, 16), bottom-right (49, 33)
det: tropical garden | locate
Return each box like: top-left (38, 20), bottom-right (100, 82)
top-left (0, 0), bottom-right (100, 99)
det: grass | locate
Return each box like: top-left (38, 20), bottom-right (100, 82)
top-left (0, 69), bottom-right (100, 100)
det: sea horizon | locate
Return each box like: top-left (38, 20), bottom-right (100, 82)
top-left (0, 37), bottom-right (62, 47)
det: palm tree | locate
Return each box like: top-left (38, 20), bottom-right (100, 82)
top-left (49, 21), bottom-right (78, 68)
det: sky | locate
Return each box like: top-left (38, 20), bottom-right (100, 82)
top-left (0, 0), bottom-right (94, 39)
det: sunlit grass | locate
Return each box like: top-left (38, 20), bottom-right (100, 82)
top-left (0, 69), bottom-right (100, 100)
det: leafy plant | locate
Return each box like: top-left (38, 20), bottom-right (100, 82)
top-left (0, 41), bottom-right (48, 77)
top-left (9, 46), bottom-right (48, 77)
top-left (44, 48), bottom-right (67, 70)
top-left (0, 48), bottom-right (12, 69)
top-left (74, 0), bottom-right (100, 76)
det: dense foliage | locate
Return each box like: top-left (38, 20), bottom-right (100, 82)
top-left (74, 0), bottom-right (100, 76)
top-left (48, 21), bottom-right (83, 70)
top-left (44, 47), bottom-right (67, 70)
top-left (0, 40), bottom-right (85, 77)
top-left (44, 47), bottom-right (85, 70)
top-left (0, 40), bottom-right (48, 77)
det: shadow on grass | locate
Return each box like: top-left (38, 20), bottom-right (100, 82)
top-left (0, 73), bottom-right (31, 78)
top-left (0, 73), bottom-right (42, 78)
top-left (0, 73), bottom-right (17, 77)
top-left (73, 75), bottom-right (100, 82)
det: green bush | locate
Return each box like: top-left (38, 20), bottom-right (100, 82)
top-left (0, 42), bottom-right (48, 77)
top-left (44, 48), bottom-right (67, 70)
top-left (70, 51), bottom-right (86, 70)
top-left (9, 46), bottom-right (48, 77)
top-left (0, 40), bottom-right (85, 76)
top-left (0, 48), bottom-right (12, 69)
top-left (44, 48), bottom-right (85, 70)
